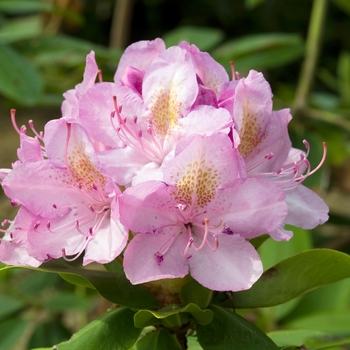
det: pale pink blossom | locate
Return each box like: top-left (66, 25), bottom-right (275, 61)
top-left (120, 133), bottom-right (288, 291)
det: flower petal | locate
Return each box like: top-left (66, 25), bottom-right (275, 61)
top-left (188, 234), bottom-right (263, 291)
top-left (123, 230), bottom-right (189, 285)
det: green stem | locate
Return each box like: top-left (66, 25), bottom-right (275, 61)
top-left (293, 0), bottom-right (328, 114)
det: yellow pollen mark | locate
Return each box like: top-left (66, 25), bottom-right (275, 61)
top-left (238, 101), bottom-right (267, 158)
top-left (149, 87), bottom-right (181, 137)
top-left (69, 145), bottom-right (107, 191)
top-left (173, 158), bottom-right (220, 208)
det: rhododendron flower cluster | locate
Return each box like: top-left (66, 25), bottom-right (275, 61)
top-left (0, 38), bottom-right (328, 292)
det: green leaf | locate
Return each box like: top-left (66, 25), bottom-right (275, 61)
top-left (258, 227), bottom-right (312, 271)
top-left (268, 329), bottom-right (350, 349)
top-left (179, 277), bottom-right (213, 309)
top-left (282, 278), bottom-right (350, 322)
top-left (0, 16), bottom-right (42, 43)
top-left (135, 329), bottom-right (182, 350)
top-left (212, 33), bottom-right (304, 71)
top-left (332, 0), bottom-right (350, 17)
top-left (0, 0), bottom-right (54, 14)
top-left (134, 303), bottom-right (213, 328)
top-left (245, 0), bottom-right (267, 9)
top-left (0, 318), bottom-right (29, 350)
top-left (0, 44), bottom-right (43, 105)
top-left (43, 292), bottom-right (90, 312)
top-left (1, 260), bottom-right (159, 310)
top-left (29, 320), bottom-right (71, 349)
top-left (197, 305), bottom-right (279, 350)
top-left (163, 26), bottom-right (225, 51)
top-left (187, 336), bottom-right (204, 350)
top-left (55, 307), bottom-right (141, 350)
top-left (232, 249), bottom-right (350, 309)
top-left (249, 234), bottom-right (270, 250)
top-left (337, 51), bottom-right (350, 106)
top-left (0, 294), bottom-right (25, 321)
top-left (285, 311), bottom-right (350, 335)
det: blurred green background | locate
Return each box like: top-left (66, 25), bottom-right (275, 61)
top-left (0, 0), bottom-right (350, 349)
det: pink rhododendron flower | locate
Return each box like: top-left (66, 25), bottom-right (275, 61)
top-left (119, 133), bottom-right (288, 291)
top-left (1, 38), bottom-right (329, 295)
top-left (1, 117), bottom-right (127, 266)
top-left (228, 70), bottom-right (329, 240)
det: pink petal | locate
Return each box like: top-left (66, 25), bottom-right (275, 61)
top-left (284, 185), bottom-right (329, 229)
top-left (188, 234), bottom-right (263, 291)
top-left (175, 106), bottom-right (233, 141)
top-left (17, 134), bottom-right (43, 163)
top-left (2, 161), bottom-right (83, 218)
top-left (164, 134), bottom-right (240, 203)
top-left (210, 178), bottom-right (288, 238)
top-left (123, 230), bottom-right (189, 285)
top-left (114, 38), bottom-right (166, 84)
top-left (233, 70), bottom-right (273, 159)
top-left (246, 108), bottom-right (292, 174)
top-left (83, 216), bottom-right (128, 265)
top-left (119, 181), bottom-right (178, 233)
top-left (179, 41), bottom-right (229, 95)
top-left (76, 51), bottom-right (99, 96)
top-left (142, 46), bottom-right (198, 139)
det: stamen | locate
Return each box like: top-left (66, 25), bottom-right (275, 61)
top-left (183, 237), bottom-right (194, 256)
top-left (97, 69), bottom-right (103, 83)
top-left (34, 221), bottom-right (41, 230)
top-left (230, 61), bottom-right (236, 81)
top-left (62, 235), bottom-right (92, 262)
top-left (192, 218), bottom-right (211, 251)
top-left (28, 120), bottom-right (44, 140)
top-left (246, 153), bottom-right (274, 172)
top-left (11, 109), bottom-right (26, 135)
top-left (110, 96), bottom-right (165, 163)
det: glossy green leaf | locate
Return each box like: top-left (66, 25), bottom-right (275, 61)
top-left (134, 303), bottom-right (213, 328)
top-left (0, 294), bottom-right (25, 321)
top-left (163, 26), bottom-right (224, 51)
top-left (197, 305), bottom-right (279, 350)
top-left (58, 272), bottom-right (95, 289)
top-left (187, 336), bottom-right (204, 350)
top-left (135, 329), bottom-right (182, 350)
top-left (179, 278), bottom-right (213, 309)
top-left (0, 260), bottom-right (159, 310)
top-left (55, 307), bottom-right (141, 350)
top-left (0, 44), bottom-right (43, 105)
top-left (256, 227), bottom-right (312, 320)
top-left (232, 249), bottom-right (350, 308)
